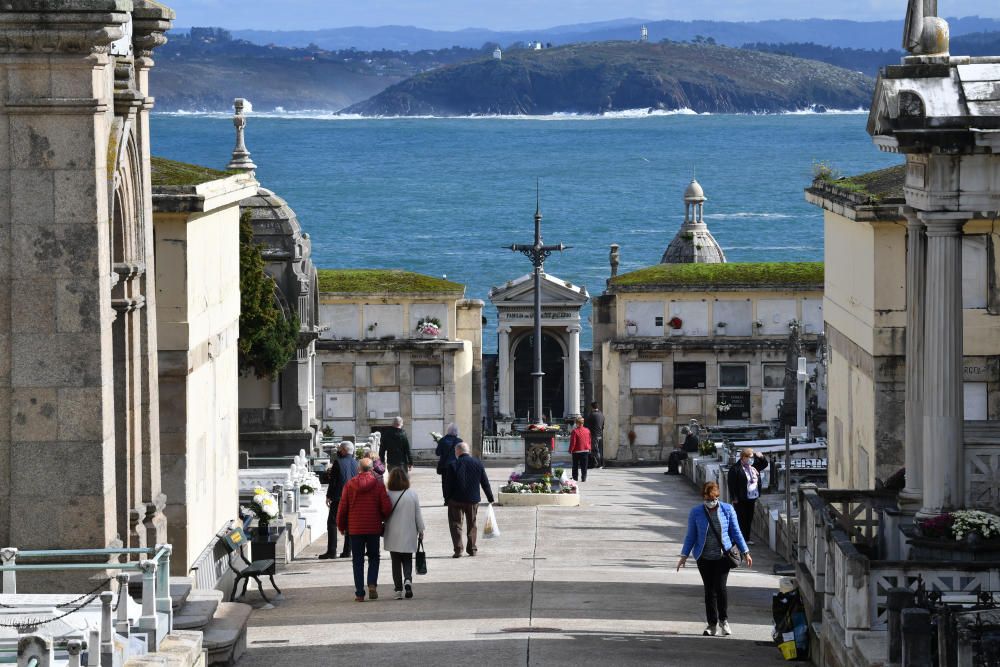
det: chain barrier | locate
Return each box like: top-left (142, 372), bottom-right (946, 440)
top-left (0, 577), bottom-right (115, 630)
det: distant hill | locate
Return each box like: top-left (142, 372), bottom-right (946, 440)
top-left (150, 28), bottom-right (486, 111)
top-left (215, 16), bottom-right (1000, 52)
top-left (343, 41), bottom-right (874, 117)
top-left (743, 31), bottom-right (1000, 78)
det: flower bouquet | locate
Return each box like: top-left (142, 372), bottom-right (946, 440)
top-left (242, 486), bottom-right (280, 531)
top-left (560, 479), bottom-right (578, 495)
top-left (299, 482), bottom-right (317, 495)
top-left (415, 317), bottom-right (441, 338)
top-left (527, 422), bottom-right (560, 432)
top-left (917, 510), bottom-right (1000, 542)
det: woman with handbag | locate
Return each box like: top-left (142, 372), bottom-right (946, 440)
top-left (676, 481), bottom-right (752, 637)
top-left (383, 468), bottom-right (425, 599)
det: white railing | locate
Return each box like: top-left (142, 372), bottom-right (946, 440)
top-left (482, 435), bottom-right (572, 459)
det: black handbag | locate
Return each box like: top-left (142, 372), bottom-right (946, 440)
top-left (705, 506), bottom-right (743, 568)
top-left (415, 537), bottom-right (427, 575)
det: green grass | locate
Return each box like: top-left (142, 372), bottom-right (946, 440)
top-left (150, 156), bottom-right (234, 187)
top-left (611, 262), bottom-right (824, 288)
top-left (317, 269), bottom-right (465, 294)
top-left (823, 164), bottom-right (905, 203)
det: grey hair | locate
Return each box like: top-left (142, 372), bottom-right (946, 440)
top-left (455, 441), bottom-right (470, 455)
top-left (338, 441), bottom-right (354, 454)
top-left (446, 423), bottom-right (459, 437)
top-left (393, 416), bottom-right (404, 427)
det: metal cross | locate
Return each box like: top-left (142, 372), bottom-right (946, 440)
top-left (505, 185), bottom-right (570, 424)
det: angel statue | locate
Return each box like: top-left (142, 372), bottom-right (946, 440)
top-left (903, 0), bottom-right (949, 55)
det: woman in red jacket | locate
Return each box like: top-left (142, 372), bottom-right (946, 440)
top-left (569, 416), bottom-right (592, 482)
top-left (337, 458), bottom-right (393, 601)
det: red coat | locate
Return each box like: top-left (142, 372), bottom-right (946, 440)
top-left (569, 426), bottom-right (592, 453)
top-left (337, 471), bottom-right (392, 536)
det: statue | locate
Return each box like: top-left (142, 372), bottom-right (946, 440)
top-left (609, 244), bottom-right (620, 278)
top-left (903, 0), bottom-right (949, 55)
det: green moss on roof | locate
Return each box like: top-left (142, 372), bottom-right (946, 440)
top-left (150, 156), bottom-right (233, 187)
top-left (824, 164), bottom-right (906, 203)
top-left (611, 262), bottom-right (824, 289)
top-left (318, 269), bottom-right (464, 294)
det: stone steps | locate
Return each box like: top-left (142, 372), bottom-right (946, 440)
top-left (127, 574), bottom-right (194, 611)
top-left (202, 601), bottom-right (253, 666)
top-left (173, 589), bottom-right (224, 630)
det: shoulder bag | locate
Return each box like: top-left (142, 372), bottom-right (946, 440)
top-left (704, 506), bottom-right (743, 569)
top-left (381, 489), bottom-right (406, 537)
top-left (415, 537), bottom-right (428, 575)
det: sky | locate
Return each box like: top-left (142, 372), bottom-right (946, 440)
top-left (167, 0), bottom-right (997, 31)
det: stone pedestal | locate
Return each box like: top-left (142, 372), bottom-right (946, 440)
top-left (521, 430), bottom-right (555, 481)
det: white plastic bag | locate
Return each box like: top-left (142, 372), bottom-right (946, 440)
top-left (483, 503), bottom-right (501, 539)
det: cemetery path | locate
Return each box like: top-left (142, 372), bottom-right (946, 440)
top-left (235, 465), bottom-right (790, 666)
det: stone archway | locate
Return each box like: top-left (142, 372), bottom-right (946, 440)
top-left (512, 332), bottom-right (565, 422)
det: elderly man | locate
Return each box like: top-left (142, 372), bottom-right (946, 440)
top-left (380, 416), bottom-right (412, 472)
top-left (726, 447), bottom-right (769, 546)
top-left (320, 441), bottom-right (359, 559)
top-left (443, 442), bottom-right (494, 557)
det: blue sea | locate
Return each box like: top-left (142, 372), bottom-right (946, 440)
top-left (151, 111), bottom-right (900, 351)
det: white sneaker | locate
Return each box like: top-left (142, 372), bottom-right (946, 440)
top-left (394, 589), bottom-right (404, 600)
top-left (703, 625), bottom-right (717, 636)
top-left (720, 621), bottom-right (732, 636)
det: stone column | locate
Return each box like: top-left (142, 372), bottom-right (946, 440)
top-left (900, 209), bottom-right (925, 509)
top-left (919, 212), bottom-right (966, 516)
top-left (497, 327), bottom-right (511, 417)
top-left (566, 326), bottom-right (581, 418)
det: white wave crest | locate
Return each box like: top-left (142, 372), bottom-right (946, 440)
top-left (704, 212), bottom-right (794, 219)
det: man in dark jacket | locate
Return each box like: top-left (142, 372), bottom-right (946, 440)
top-left (682, 425), bottom-right (700, 453)
top-left (435, 423), bottom-right (461, 503)
top-left (320, 442), bottom-right (359, 559)
top-left (443, 442), bottom-right (494, 557)
top-left (379, 416), bottom-right (412, 471)
top-left (584, 402), bottom-right (605, 468)
top-left (727, 447), bottom-right (769, 546)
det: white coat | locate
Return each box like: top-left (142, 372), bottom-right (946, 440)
top-left (383, 488), bottom-right (425, 553)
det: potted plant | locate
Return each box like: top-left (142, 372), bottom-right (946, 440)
top-left (912, 510), bottom-right (1000, 561)
top-left (415, 317), bottom-right (442, 339)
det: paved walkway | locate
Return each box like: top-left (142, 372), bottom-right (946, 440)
top-left (236, 465), bottom-right (789, 666)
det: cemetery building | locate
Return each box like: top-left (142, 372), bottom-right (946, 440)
top-left (591, 181), bottom-right (824, 462)
top-left (794, 13), bottom-right (1000, 667)
top-left (236, 157), bottom-right (321, 459)
top-left (315, 269), bottom-right (483, 457)
top-left (806, 165), bottom-right (1000, 491)
top-left (487, 271), bottom-right (590, 428)
top-left (150, 156), bottom-right (258, 573)
top-left (0, 0), bottom-right (178, 576)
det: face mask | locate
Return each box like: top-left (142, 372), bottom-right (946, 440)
top-left (704, 499), bottom-right (719, 509)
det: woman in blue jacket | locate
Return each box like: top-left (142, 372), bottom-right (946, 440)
top-left (677, 481), bottom-right (752, 637)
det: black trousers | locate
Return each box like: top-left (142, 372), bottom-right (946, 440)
top-left (734, 498), bottom-right (756, 542)
top-left (325, 499), bottom-right (349, 555)
top-left (696, 557), bottom-right (731, 626)
top-left (572, 452), bottom-right (589, 481)
top-left (667, 450), bottom-right (688, 473)
top-left (390, 552), bottom-right (413, 590)
top-left (593, 436), bottom-right (604, 465)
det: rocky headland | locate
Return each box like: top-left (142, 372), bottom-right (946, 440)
top-left (344, 41), bottom-right (875, 116)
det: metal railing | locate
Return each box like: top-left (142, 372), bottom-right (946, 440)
top-left (0, 544), bottom-right (173, 654)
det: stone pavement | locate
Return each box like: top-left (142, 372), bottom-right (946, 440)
top-left (235, 465), bottom-right (790, 666)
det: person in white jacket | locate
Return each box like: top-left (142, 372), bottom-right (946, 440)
top-left (383, 468), bottom-right (425, 599)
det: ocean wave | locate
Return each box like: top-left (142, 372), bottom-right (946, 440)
top-left (155, 106), bottom-right (866, 120)
top-left (704, 212), bottom-right (794, 219)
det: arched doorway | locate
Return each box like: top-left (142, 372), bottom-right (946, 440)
top-left (512, 332), bottom-right (565, 422)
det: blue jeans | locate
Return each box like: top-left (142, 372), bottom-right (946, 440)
top-left (349, 534), bottom-right (381, 597)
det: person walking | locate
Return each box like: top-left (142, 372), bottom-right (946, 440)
top-left (435, 424), bottom-right (461, 503)
top-left (677, 481), bottom-right (752, 637)
top-left (727, 448), bottom-right (768, 546)
top-left (442, 442), bottom-right (494, 557)
top-left (584, 402), bottom-right (605, 467)
top-left (569, 416), bottom-right (592, 482)
top-left (380, 416), bottom-right (413, 472)
top-left (320, 441), bottom-right (358, 559)
top-left (337, 457), bottom-right (392, 602)
top-left (383, 468), bottom-right (425, 600)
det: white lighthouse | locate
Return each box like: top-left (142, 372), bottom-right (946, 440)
top-left (493, 46), bottom-right (502, 60)
top-left (640, 25), bottom-right (649, 42)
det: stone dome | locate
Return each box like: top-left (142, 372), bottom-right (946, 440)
top-left (660, 179), bottom-right (726, 264)
top-left (684, 178), bottom-right (706, 202)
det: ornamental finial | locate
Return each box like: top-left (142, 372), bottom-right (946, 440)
top-left (227, 98), bottom-right (257, 173)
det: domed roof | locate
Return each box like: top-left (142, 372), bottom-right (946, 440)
top-left (240, 187), bottom-right (307, 260)
top-left (684, 178), bottom-right (706, 202)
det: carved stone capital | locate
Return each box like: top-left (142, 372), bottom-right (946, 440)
top-left (132, 0), bottom-right (174, 61)
top-left (0, 4), bottom-right (132, 55)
